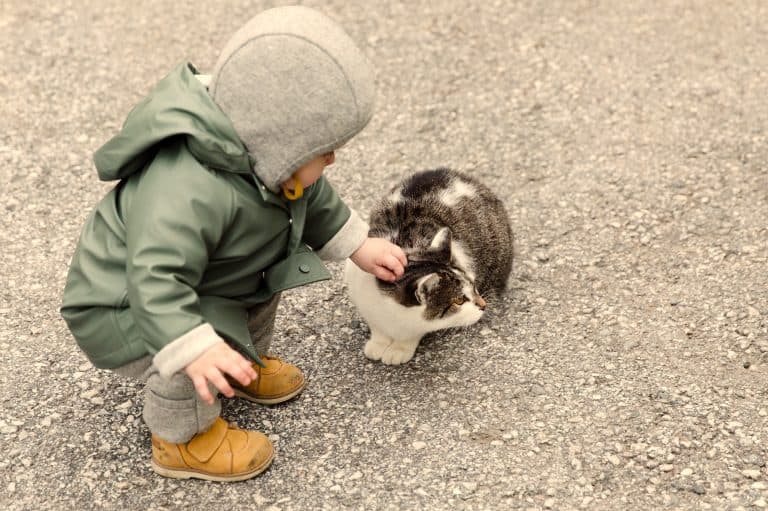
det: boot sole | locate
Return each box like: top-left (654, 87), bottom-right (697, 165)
top-left (233, 379), bottom-right (307, 405)
top-left (151, 449), bottom-right (274, 482)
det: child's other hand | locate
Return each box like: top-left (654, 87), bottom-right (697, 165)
top-left (183, 341), bottom-right (258, 405)
top-left (350, 237), bottom-right (408, 282)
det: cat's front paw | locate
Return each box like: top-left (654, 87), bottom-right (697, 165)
top-left (364, 337), bottom-right (393, 361)
top-left (364, 338), bottom-right (417, 364)
top-left (379, 341), bottom-right (417, 365)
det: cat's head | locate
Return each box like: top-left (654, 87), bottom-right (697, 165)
top-left (380, 227), bottom-right (486, 328)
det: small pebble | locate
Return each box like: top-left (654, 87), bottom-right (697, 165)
top-left (623, 340), bottom-right (640, 350)
top-left (659, 464), bottom-right (674, 472)
top-left (742, 469), bottom-right (761, 479)
top-left (413, 441), bottom-right (426, 450)
top-left (680, 468), bottom-right (693, 476)
top-left (80, 389), bottom-right (99, 399)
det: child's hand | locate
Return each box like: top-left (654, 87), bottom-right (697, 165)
top-left (183, 341), bottom-right (258, 405)
top-left (350, 237), bottom-right (408, 282)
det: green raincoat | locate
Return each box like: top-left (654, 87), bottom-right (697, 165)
top-left (61, 63), bottom-right (358, 371)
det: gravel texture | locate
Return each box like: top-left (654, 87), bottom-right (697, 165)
top-left (1, 1), bottom-right (767, 510)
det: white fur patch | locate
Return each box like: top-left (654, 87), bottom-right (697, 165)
top-left (449, 240), bottom-right (476, 280)
top-left (429, 227), bottom-right (450, 250)
top-left (388, 188), bottom-right (404, 204)
top-left (415, 273), bottom-right (437, 303)
top-left (439, 179), bottom-right (477, 207)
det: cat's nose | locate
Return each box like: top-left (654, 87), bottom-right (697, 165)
top-left (475, 295), bottom-right (487, 310)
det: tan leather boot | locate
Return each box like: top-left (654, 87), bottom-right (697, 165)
top-left (151, 418), bottom-right (273, 481)
top-left (231, 355), bottom-right (306, 405)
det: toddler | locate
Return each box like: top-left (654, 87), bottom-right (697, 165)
top-left (61, 6), bottom-right (406, 482)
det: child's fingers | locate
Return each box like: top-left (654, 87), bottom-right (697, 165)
top-left (225, 357), bottom-right (258, 386)
top-left (242, 358), bottom-right (258, 381)
top-left (191, 374), bottom-right (215, 405)
top-left (207, 368), bottom-right (235, 399)
top-left (224, 350), bottom-right (258, 385)
top-left (373, 265), bottom-right (397, 282)
top-left (391, 244), bottom-right (408, 267)
top-left (380, 253), bottom-right (405, 277)
top-left (235, 353), bottom-right (258, 380)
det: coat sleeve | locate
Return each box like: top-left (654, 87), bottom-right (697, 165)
top-left (125, 155), bottom-right (232, 377)
top-left (302, 176), bottom-right (369, 261)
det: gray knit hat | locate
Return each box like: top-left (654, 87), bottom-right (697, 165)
top-left (209, 6), bottom-right (376, 192)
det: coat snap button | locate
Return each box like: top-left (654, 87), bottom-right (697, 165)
top-left (299, 264), bottom-right (311, 273)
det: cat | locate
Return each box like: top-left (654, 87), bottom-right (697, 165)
top-left (344, 168), bottom-right (514, 365)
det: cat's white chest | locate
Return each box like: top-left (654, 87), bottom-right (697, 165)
top-left (343, 261), bottom-right (429, 341)
top-left (343, 261), bottom-right (431, 364)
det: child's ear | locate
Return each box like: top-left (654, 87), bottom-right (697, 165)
top-left (415, 273), bottom-right (440, 304)
top-left (428, 227), bottom-right (452, 263)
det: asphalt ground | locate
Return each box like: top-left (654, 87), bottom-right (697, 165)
top-left (1, 1), bottom-right (767, 509)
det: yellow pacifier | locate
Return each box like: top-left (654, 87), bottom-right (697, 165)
top-left (281, 177), bottom-right (304, 200)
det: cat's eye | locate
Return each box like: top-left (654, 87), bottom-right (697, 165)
top-left (453, 297), bottom-right (468, 306)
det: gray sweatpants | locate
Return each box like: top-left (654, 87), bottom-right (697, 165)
top-left (113, 295), bottom-right (280, 443)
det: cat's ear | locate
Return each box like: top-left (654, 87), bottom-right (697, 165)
top-left (428, 227), bottom-right (452, 263)
top-left (415, 273), bottom-right (440, 304)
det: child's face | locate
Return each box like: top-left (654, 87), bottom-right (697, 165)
top-left (284, 151), bottom-right (336, 191)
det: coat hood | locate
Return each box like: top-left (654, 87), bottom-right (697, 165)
top-left (209, 6), bottom-right (376, 192)
top-left (94, 62), bottom-right (252, 182)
